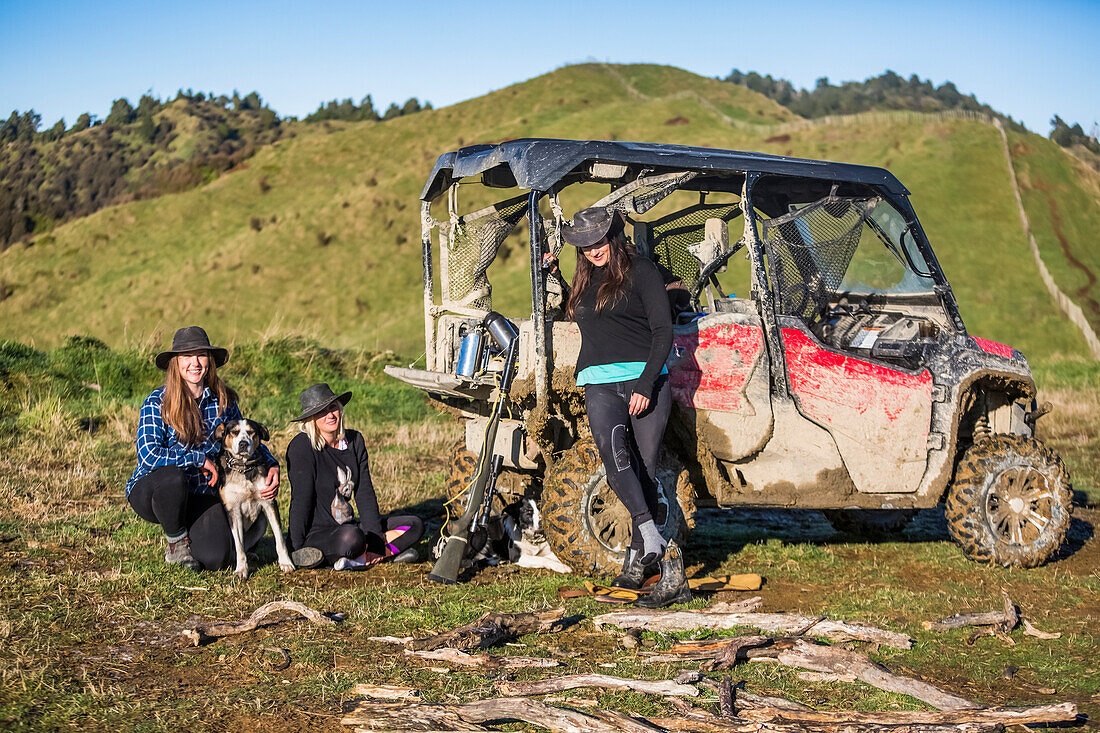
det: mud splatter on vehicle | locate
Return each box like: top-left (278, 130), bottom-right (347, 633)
top-left (387, 140), bottom-right (1071, 572)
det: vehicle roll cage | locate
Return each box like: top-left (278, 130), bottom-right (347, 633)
top-left (418, 139), bottom-right (967, 411)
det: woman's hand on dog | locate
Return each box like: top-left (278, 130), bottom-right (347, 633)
top-left (202, 457), bottom-right (219, 487)
top-left (261, 465), bottom-right (280, 501)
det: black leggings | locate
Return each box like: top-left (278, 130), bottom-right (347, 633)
top-left (584, 376), bottom-right (671, 551)
top-left (127, 466), bottom-right (267, 571)
top-left (304, 515), bottom-right (424, 564)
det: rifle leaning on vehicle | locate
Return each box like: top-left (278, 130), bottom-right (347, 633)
top-left (429, 312), bottom-right (519, 584)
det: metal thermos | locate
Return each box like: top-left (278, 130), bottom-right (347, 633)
top-left (456, 330), bottom-right (483, 377)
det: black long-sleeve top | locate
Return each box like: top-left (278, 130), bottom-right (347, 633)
top-left (573, 255), bottom-right (673, 398)
top-left (286, 429), bottom-right (382, 550)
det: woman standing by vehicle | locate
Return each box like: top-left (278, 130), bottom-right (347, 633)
top-left (286, 383), bottom-right (423, 570)
top-left (126, 326), bottom-right (280, 571)
top-left (550, 206), bottom-right (689, 608)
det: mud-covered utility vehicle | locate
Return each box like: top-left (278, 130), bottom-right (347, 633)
top-left (386, 139), bottom-right (1072, 572)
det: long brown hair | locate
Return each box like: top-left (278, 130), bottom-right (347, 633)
top-left (162, 353), bottom-right (237, 445)
top-left (565, 230), bottom-right (635, 320)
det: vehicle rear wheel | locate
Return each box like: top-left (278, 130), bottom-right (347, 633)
top-left (823, 509), bottom-right (916, 538)
top-left (945, 434), bottom-right (1072, 568)
top-left (540, 437), bottom-right (692, 575)
top-left (443, 438), bottom-right (525, 518)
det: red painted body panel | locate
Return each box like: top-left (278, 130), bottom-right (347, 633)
top-left (782, 328), bottom-right (933, 493)
top-left (972, 336), bottom-right (1014, 358)
top-left (670, 323), bottom-right (765, 411)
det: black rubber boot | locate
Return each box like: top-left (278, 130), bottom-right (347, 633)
top-left (611, 548), bottom-right (649, 590)
top-left (634, 540), bottom-right (691, 608)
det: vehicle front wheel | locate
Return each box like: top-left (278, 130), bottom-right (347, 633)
top-left (540, 437), bottom-right (691, 575)
top-left (945, 434), bottom-right (1072, 568)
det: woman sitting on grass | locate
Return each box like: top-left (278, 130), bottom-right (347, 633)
top-left (126, 326), bottom-right (280, 571)
top-left (286, 383), bottom-right (423, 570)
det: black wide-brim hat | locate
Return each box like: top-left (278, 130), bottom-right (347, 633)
top-left (561, 206), bottom-right (624, 248)
top-left (292, 382), bottom-right (352, 423)
top-left (155, 326), bottom-right (229, 370)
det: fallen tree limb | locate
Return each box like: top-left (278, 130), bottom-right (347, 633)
top-left (924, 592), bottom-right (1018, 632)
top-left (649, 635), bottom-right (979, 710)
top-left (760, 638), bottom-right (981, 711)
top-left (593, 609), bottom-right (912, 649)
top-left (495, 673), bottom-right (699, 698)
top-left (342, 698), bottom-right (663, 732)
top-left (1021, 617), bottom-right (1061, 639)
top-left (407, 608), bottom-right (567, 652)
top-left (181, 600), bottom-right (336, 646)
top-left (409, 603), bottom-right (572, 651)
top-left (404, 647), bottom-right (560, 669)
top-left (704, 597), bottom-right (763, 613)
top-left (740, 702), bottom-right (1077, 726)
top-left (350, 684), bottom-right (420, 700)
top-left (341, 694), bottom-right (1054, 733)
top-left (656, 699), bottom-right (1004, 733)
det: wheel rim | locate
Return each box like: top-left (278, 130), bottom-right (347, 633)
top-left (582, 470), bottom-right (631, 554)
top-left (985, 467), bottom-right (1054, 546)
top-left (581, 470), bottom-right (672, 555)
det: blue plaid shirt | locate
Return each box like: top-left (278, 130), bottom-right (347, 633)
top-left (126, 386), bottom-right (276, 497)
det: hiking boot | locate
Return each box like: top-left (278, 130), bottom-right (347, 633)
top-left (634, 540), bottom-right (691, 608)
top-left (164, 537), bottom-right (201, 571)
top-left (291, 546), bottom-right (324, 569)
top-left (610, 548), bottom-right (654, 590)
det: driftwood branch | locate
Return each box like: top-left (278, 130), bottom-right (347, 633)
top-left (1021, 617), bottom-right (1062, 639)
top-left (342, 698), bottom-right (663, 733)
top-left (741, 702), bottom-right (1078, 726)
top-left (593, 609), bottom-right (912, 649)
top-left (181, 600), bottom-right (335, 646)
top-left (343, 693), bottom-right (1076, 733)
top-left (404, 647), bottom-right (560, 669)
top-left (646, 636), bottom-right (977, 710)
top-left (350, 684), bottom-right (420, 700)
top-left (924, 592), bottom-right (1018, 632)
top-left (760, 638), bottom-right (981, 711)
top-left (495, 673), bottom-right (699, 698)
top-left (407, 608), bottom-right (567, 652)
top-left (704, 597), bottom-right (763, 613)
top-left (655, 699), bottom-right (1007, 733)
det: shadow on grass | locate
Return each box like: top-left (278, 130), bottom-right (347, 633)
top-left (684, 501), bottom-right (1095, 576)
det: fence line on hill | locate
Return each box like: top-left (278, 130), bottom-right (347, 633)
top-left (994, 119), bottom-right (1100, 359)
top-left (598, 65), bottom-right (1099, 357)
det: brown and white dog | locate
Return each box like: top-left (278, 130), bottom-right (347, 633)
top-left (212, 419), bottom-right (295, 579)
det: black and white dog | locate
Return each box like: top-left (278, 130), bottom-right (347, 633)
top-left (212, 419), bottom-right (295, 579)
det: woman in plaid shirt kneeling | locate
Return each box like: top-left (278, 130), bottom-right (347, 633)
top-left (126, 326), bottom-right (280, 570)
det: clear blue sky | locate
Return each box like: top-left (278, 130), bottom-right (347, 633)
top-left (1, 0), bottom-right (1096, 136)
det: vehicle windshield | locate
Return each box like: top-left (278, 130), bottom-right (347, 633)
top-left (759, 192), bottom-right (936, 320)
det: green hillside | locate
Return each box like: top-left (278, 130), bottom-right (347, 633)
top-left (0, 63), bottom-right (1095, 363)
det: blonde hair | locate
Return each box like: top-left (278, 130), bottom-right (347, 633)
top-left (163, 353), bottom-right (236, 445)
top-left (299, 403), bottom-right (346, 450)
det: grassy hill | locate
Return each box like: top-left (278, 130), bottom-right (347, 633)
top-left (0, 62), bottom-right (1096, 363)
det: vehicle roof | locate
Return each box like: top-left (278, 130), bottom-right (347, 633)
top-left (420, 138), bottom-right (910, 200)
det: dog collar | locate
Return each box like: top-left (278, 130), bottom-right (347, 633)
top-left (224, 454), bottom-right (266, 478)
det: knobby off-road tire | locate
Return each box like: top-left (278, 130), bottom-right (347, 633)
top-left (823, 509), bottom-right (917, 539)
top-left (945, 434), bottom-right (1072, 568)
top-left (443, 438), bottom-right (523, 517)
top-left (541, 437), bottom-right (693, 575)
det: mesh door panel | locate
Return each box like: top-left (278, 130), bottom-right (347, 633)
top-left (761, 196), bottom-right (878, 320)
top-left (440, 193), bottom-right (529, 311)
